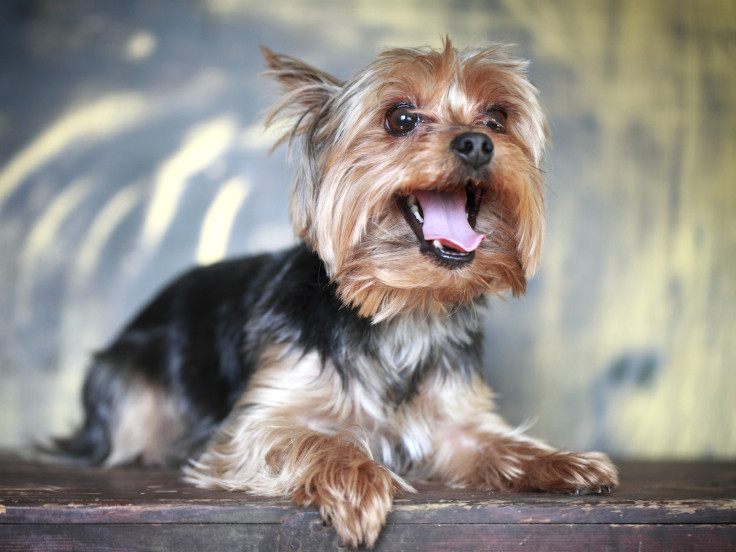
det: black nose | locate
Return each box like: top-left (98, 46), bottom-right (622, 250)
top-left (450, 132), bottom-right (493, 168)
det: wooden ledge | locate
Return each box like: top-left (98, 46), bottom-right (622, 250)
top-left (1, 455), bottom-right (734, 550)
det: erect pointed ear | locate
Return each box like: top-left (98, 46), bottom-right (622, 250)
top-left (260, 48), bottom-right (343, 242)
top-left (260, 47), bottom-right (342, 130)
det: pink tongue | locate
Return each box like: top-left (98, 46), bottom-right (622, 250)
top-left (413, 189), bottom-right (485, 253)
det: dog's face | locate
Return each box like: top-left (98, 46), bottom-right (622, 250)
top-left (264, 39), bottom-right (546, 321)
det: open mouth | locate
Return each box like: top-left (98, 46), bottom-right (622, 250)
top-left (396, 183), bottom-right (486, 267)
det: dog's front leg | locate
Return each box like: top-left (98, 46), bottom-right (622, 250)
top-left (424, 373), bottom-right (619, 494)
top-left (188, 422), bottom-right (404, 548)
top-left (287, 429), bottom-right (407, 548)
top-left (184, 351), bottom-right (408, 548)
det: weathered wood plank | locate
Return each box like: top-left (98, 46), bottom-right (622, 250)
top-left (0, 524), bottom-right (279, 552)
top-left (2, 458), bottom-right (735, 524)
top-left (1, 457), bottom-right (734, 550)
top-left (1, 523), bottom-right (734, 552)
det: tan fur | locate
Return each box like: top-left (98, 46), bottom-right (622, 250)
top-left (105, 378), bottom-right (185, 466)
top-left (417, 372), bottom-right (618, 492)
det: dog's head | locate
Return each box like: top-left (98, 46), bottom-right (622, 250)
top-left (263, 38), bottom-right (546, 321)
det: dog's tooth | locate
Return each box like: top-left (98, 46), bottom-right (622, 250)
top-left (433, 239), bottom-right (443, 249)
top-left (407, 195), bottom-right (423, 223)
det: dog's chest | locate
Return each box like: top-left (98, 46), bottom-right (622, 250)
top-left (326, 311), bottom-right (483, 469)
top-left (246, 305), bottom-right (483, 472)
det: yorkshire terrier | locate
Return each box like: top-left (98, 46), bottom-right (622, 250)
top-left (51, 39), bottom-right (618, 548)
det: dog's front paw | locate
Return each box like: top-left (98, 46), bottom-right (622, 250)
top-left (320, 461), bottom-right (397, 548)
top-left (293, 446), bottom-right (406, 548)
top-left (527, 451), bottom-right (619, 494)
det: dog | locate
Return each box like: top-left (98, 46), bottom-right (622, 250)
top-left (50, 38), bottom-right (618, 548)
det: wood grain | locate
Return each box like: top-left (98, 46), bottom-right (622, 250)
top-left (1, 456), bottom-right (734, 551)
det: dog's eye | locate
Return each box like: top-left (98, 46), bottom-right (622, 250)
top-left (385, 105), bottom-right (420, 136)
top-left (481, 108), bottom-right (507, 134)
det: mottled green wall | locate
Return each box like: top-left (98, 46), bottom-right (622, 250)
top-left (0, 0), bottom-right (733, 458)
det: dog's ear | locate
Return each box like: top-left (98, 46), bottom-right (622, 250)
top-left (260, 48), bottom-right (343, 243)
top-left (261, 47), bottom-right (342, 126)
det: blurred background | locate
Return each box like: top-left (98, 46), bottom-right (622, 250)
top-left (0, 0), bottom-right (734, 460)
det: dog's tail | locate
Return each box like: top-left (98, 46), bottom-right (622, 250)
top-left (37, 356), bottom-right (117, 466)
top-left (39, 351), bottom-right (212, 467)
